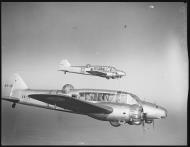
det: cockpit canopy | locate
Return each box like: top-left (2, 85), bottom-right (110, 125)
top-left (86, 64), bottom-right (91, 68)
top-left (93, 66), bottom-right (117, 72)
top-left (110, 67), bottom-right (116, 72)
top-left (78, 91), bottom-right (141, 105)
top-left (62, 84), bottom-right (74, 94)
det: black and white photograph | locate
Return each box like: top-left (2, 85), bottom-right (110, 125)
top-left (1, 2), bottom-right (187, 145)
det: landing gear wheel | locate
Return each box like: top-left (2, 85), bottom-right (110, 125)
top-left (109, 121), bottom-right (121, 127)
top-left (12, 103), bottom-right (16, 108)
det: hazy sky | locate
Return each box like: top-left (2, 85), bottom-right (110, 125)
top-left (1, 2), bottom-right (188, 145)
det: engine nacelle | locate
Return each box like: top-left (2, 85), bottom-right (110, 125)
top-left (62, 84), bottom-right (74, 94)
top-left (106, 104), bottom-right (143, 126)
top-left (128, 105), bottom-right (143, 125)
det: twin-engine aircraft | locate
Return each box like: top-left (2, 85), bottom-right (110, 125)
top-left (58, 59), bottom-right (126, 79)
top-left (2, 74), bottom-right (167, 127)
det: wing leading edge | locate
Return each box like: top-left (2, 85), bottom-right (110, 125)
top-left (28, 94), bottom-right (113, 114)
top-left (86, 70), bottom-right (107, 77)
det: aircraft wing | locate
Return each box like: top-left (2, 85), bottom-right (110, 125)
top-left (86, 70), bottom-right (107, 77)
top-left (28, 94), bottom-right (113, 114)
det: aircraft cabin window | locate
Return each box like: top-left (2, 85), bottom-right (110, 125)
top-left (109, 94), bottom-right (115, 102)
top-left (104, 94), bottom-right (109, 101)
top-left (93, 93), bottom-right (98, 101)
top-left (89, 93), bottom-right (95, 101)
top-left (79, 92), bottom-right (117, 102)
top-left (85, 93), bottom-right (91, 101)
top-left (98, 93), bottom-right (103, 101)
top-left (79, 93), bottom-right (85, 101)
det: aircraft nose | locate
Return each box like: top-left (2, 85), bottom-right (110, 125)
top-left (160, 107), bottom-right (168, 119)
top-left (119, 71), bottom-right (126, 76)
top-left (123, 72), bottom-right (126, 76)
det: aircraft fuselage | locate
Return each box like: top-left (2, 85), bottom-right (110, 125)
top-left (59, 65), bottom-right (126, 79)
top-left (3, 87), bottom-right (167, 127)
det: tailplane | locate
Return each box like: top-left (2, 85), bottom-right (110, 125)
top-left (59, 59), bottom-right (71, 67)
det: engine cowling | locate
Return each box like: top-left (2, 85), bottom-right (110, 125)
top-left (62, 84), bottom-right (74, 94)
top-left (128, 105), bottom-right (143, 125)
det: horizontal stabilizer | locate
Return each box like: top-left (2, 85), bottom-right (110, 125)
top-left (2, 96), bottom-right (20, 103)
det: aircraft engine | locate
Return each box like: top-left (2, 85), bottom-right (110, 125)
top-left (62, 84), bottom-right (74, 94)
top-left (128, 105), bottom-right (143, 125)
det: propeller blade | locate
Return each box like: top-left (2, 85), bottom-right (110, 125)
top-left (153, 120), bottom-right (155, 129)
top-left (142, 120), bottom-right (146, 133)
top-left (142, 120), bottom-right (145, 127)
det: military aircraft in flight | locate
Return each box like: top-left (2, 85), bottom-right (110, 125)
top-left (2, 74), bottom-right (167, 127)
top-left (58, 59), bottom-right (126, 79)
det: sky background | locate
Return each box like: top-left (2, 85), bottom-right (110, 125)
top-left (1, 2), bottom-right (188, 145)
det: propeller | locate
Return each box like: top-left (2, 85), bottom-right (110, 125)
top-left (152, 120), bottom-right (155, 129)
top-left (140, 104), bottom-right (156, 132)
top-left (140, 107), bottom-right (146, 133)
top-left (141, 118), bottom-right (145, 132)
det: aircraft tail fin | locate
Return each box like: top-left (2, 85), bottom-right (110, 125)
top-left (58, 59), bottom-right (71, 70)
top-left (3, 73), bottom-right (28, 97)
top-left (60, 59), bottom-right (71, 67)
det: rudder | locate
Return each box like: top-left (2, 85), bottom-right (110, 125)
top-left (58, 59), bottom-right (71, 71)
top-left (3, 73), bottom-right (28, 97)
top-left (59, 59), bottom-right (71, 67)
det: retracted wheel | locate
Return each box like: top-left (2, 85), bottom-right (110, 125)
top-left (12, 103), bottom-right (16, 108)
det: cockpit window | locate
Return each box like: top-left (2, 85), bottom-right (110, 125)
top-left (110, 67), bottom-right (116, 72)
top-left (93, 66), bottom-right (116, 72)
top-left (126, 94), bottom-right (138, 105)
top-left (79, 92), bottom-right (140, 105)
top-left (128, 93), bottom-right (141, 102)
